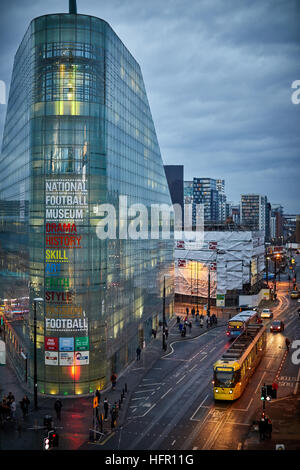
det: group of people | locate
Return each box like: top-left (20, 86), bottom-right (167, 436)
top-left (259, 414), bottom-right (272, 440)
top-left (94, 389), bottom-right (120, 430)
top-left (0, 392), bottom-right (29, 423)
top-left (176, 309), bottom-right (218, 336)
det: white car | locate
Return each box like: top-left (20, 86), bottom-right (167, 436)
top-left (261, 309), bottom-right (273, 319)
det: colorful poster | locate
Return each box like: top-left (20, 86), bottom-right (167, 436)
top-left (75, 336), bottom-right (89, 351)
top-left (74, 351), bottom-right (89, 366)
top-left (59, 337), bottom-right (74, 351)
top-left (45, 337), bottom-right (59, 351)
top-left (45, 351), bottom-right (58, 366)
top-left (59, 351), bottom-right (74, 366)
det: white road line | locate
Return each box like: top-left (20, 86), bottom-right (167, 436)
top-left (255, 371), bottom-right (266, 394)
top-left (139, 383), bottom-right (163, 387)
top-left (138, 402), bottom-right (156, 417)
top-left (134, 390), bottom-right (156, 394)
top-left (199, 354), bottom-right (208, 362)
top-left (131, 397), bottom-right (149, 401)
top-left (294, 367), bottom-right (300, 395)
top-left (190, 394), bottom-right (209, 420)
top-left (172, 440), bottom-right (176, 446)
top-left (234, 398), bottom-right (254, 412)
top-left (210, 346), bottom-right (216, 352)
top-left (190, 364), bottom-right (198, 372)
top-left (176, 375), bottom-right (186, 384)
top-left (160, 387), bottom-right (173, 400)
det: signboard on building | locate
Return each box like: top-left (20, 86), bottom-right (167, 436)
top-left (209, 241), bottom-right (218, 250)
top-left (75, 351), bottom-right (89, 365)
top-left (216, 294), bottom-right (225, 307)
top-left (75, 336), bottom-right (89, 351)
top-left (176, 240), bottom-right (185, 249)
top-left (45, 337), bottom-right (58, 351)
top-left (45, 351), bottom-right (58, 366)
top-left (59, 351), bottom-right (74, 366)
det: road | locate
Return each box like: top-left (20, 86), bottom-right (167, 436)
top-left (98, 257), bottom-right (300, 451)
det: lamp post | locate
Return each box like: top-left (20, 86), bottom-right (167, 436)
top-left (33, 297), bottom-right (43, 409)
top-left (162, 276), bottom-right (167, 351)
top-left (207, 263), bottom-right (211, 317)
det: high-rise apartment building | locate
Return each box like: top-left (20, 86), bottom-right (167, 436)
top-left (0, 4), bottom-right (174, 395)
top-left (240, 195), bottom-right (267, 233)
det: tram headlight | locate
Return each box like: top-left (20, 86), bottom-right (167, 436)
top-left (215, 389), bottom-right (218, 393)
top-left (229, 390), bottom-right (233, 394)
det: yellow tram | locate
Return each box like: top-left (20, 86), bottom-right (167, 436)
top-left (213, 323), bottom-right (267, 400)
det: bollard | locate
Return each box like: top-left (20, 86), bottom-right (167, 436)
top-left (125, 383), bottom-right (127, 393)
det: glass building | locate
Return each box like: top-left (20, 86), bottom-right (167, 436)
top-left (0, 7), bottom-right (174, 395)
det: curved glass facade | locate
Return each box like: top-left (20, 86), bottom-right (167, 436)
top-left (0, 13), bottom-right (174, 395)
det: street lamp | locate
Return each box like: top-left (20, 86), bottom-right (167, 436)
top-left (33, 297), bottom-right (43, 409)
top-left (162, 276), bottom-right (167, 351)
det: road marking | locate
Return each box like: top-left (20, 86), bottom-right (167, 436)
top-left (199, 354), bottom-right (208, 362)
top-left (137, 402), bottom-right (156, 418)
top-left (294, 367), bottom-right (300, 395)
top-left (172, 440), bottom-right (176, 446)
top-left (139, 383), bottom-right (163, 387)
top-left (134, 390), bottom-right (156, 394)
top-left (234, 398), bottom-right (253, 412)
top-left (176, 375), bottom-right (186, 384)
top-left (255, 371), bottom-right (266, 394)
top-left (131, 397), bottom-right (149, 401)
top-left (160, 387), bottom-right (173, 400)
top-left (190, 394), bottom-right (209, 420)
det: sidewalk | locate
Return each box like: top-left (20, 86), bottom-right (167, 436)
top-left (243, 394), bottom-right (300, 450)
top-left (0, 313), bottom-right (226, 450)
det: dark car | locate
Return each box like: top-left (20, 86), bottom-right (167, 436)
top-left (270, 320), bottom-right (284, 333)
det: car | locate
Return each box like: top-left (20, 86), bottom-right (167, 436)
top-left (291, 291), bottom-right (300, 299)
top-left (261, 309), bottom-right (273, 319)
top-left (270, 320), bottom-right (284, 332)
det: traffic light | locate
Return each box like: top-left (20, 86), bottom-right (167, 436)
top-left (48, 430), bottom-right (59, 448)
top-left (261, 385), bottom-right (267, 401)
top-left (267, 384), bottom-right (277, 399)
top-left (43, 436), bottom-right (50, 451)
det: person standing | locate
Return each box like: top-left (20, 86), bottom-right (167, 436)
top-left (200, 317), bottom-right (204, 328)
top-left (136, 346), bottom-right (141, 361)
top-left (103, 398), bottom-right (109, 421)
top-left (285, 337), bottom-right (291, 351)
top-left (191, 307), bottom-right (195, 317)
top-left (188, 321), bottom-right (192, 334)
top-left (165, 328), bottom-right (169, 340)
top-left (96, 389), bottom-right (101, 405)
top-left (110, 372), bottom-right (117, 390)
top-left (54, 399), bottom-right (62, 421)
top-left (10, 400), bottom-right (16, 421)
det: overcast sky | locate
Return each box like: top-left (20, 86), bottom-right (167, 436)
top-left (0, 0), bottom-right (299, 212)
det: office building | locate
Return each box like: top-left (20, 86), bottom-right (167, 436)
top-left (0, 3), bottom-right (174, 395)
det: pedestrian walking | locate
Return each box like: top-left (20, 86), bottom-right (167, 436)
top-left (10, 400), bottom-right (16, 421)
top-left (186, 307), bottom-right (189, 317)
top-left (266, 418), bottom-right (272, 439)
top-left (210, 316), bottom-right (213, 327)
top-left (110, 403), bottom-right (118, 429)
top-left (96, 389), bottom-right (101, 404)
top-left (195, 313), bottom-right (199, 322)
top-left (200, 317), bottom-right (204, 328)
top-left (181, 325), bottom-right (186, 337)
top-left (20, 396), bottom-right (30, 419)
top-left (136, 346), bottom-right (141, 360)
top-left (165, 327), bottom-right (169, 339)
top-left (285, 337), bottom-right (291, 351)
top-left (179, 322), bottom-right (183, 333)
top-left (176, 316), bottom-right (180, 324)
top-left (110, 372), bottom-right (117, 390)
top-left (103, 398), bottom-right (109, 421)
top-left (188, 321), bottom-right (192, 333)
top-left (259, 417), bottom-right (266, 440)
top-left (191, 307), bottom-right (195, 317)
top-left (54, 399), bottom-right (62, 421)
